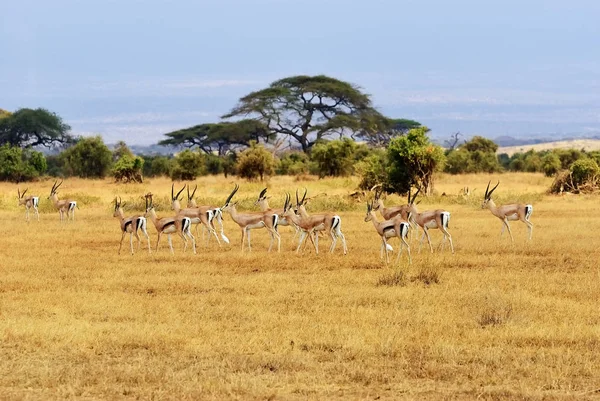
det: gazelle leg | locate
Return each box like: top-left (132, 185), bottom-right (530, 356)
top-left (296, 231), bottom-right (307, 253)
top-left (246, 228), bottom-right (252, 252)
top-left (189, 230), bottom-right (197, 254)
top-left (314, 230), bottom-right (319, 254)
top-left (503, 219), bottom-right (514, 242)
top-left (525, 220), bottom-right (533, 240)
top-left (129, 232), bottom-right (134, 255)
top-left (380, 241), bottom-right (385, 260)
top-left (418, 229), bottom-right (427, 253)
top-left (307, 230), bottom-right (318, 253)
top-left (35, 207), bottom-right (39, 221)
top-left (338, 229), bottom-right (347, 255)
top-left (156, 232), bottom-right (163, 252)
top-left (240, 228), bottom-right (246, 252)
top-left (25, 208), bottom-right (30, 222)
top-left (423, 227), bottom-right (434, 253)
top-left (383, 238), bottom-right (390, 264)
top-left (142, 229), bottom-right (151, 254)
top-left (400, 236), bottom-right (412, 264)
top-left (441, 229), bottom-right (454, 254)
top-left (118, 232), bottom-right (126, 255)
top-left (134, 230), bottom-right (142, 251)
top-left (167, 234), bottom-right (174, 255)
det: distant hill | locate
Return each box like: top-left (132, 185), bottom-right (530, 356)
top-left (497, 139), bottom-right (600, 156)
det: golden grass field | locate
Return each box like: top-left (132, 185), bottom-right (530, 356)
top-left (1, 173), bottom-right (599, 400)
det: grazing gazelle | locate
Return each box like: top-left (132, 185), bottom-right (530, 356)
top-left (47, 180), bottom-right (78, 221)
top-left (221, 184), bottom-right (281, 252)
top-left (113, 196), bottom-right (151, 255)
top-left (185, 184), bottom-right (228, 244)
top-left (144, 193), bottom-right (196, 255)
top-left (170, 184), bottom-right (224, 246)
top-left (407, 188), bottom-right (455, 254)
top-left (364, 201), bottom-right (411, 264)
top-left (294, 189), bottom-right (348, 255)
top-left (482, 181), bottom-right (533, 241)
top-left (17, 188), bottom-right (40, 222)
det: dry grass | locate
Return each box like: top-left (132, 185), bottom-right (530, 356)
top-left (1, 173), bottom-right (599, 400)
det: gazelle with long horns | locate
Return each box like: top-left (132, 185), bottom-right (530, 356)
top-left (18, 188), bottom-right (40, 222)
top-left (406, 188), bottom-right (455, 254)
top-left (170, 184), bottom-right (227, 246)
top-left (221, 184), bottom-right (281, 252)
top-left (255, 187), bottom-right (300, 236)
top-left (185, 184), bottom-right (228, 244)
top-left (294, 189), bottom-right (348, 255)
top-left (113, 196), bottom-right (151, 255)
top-left (145, 193), bottom-right (196, 255)
top-left (364, 201), bottom-right (411, 264)
top-left (482, 181), bottom-right (533, 241)
top-left (47, 180), bottom-right (78, 221)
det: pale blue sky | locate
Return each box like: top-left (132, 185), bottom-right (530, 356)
top-left (1, 0), bottom-right (599, 144)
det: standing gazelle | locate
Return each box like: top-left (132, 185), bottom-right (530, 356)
top-left (221, 184), bottom-right (281, 252)
top-left (144, 193), bottom-right (196, 255)
top-left (170, 184), bottom-right (224, 246)
top-left (407, 188), bottom-right (455, 254)
top-left (364, 201), bottom-right (411, 264)
top-left (482, 181), bottom-right (533, 241)
top-left (185, 184), bottom-right (228, 244)
top-left (294, 189), bottom-right (348, 255)
top-left (48, 180), bottom-right (78, 221)
top-left (255, 187), bottom-right (300, 237)
top-left (113, 196), bottom-right (151, 255)
top-left (372, 185), bottom-right (418, 238)
top-left (18, 188), bottom-right (40, 222)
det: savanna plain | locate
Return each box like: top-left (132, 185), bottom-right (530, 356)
top-left (0, 173), bottom-right (598, 401)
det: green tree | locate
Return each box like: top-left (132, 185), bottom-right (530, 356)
top-left (356, 149), bottom-right (387, 190)
top-left (541, 152), bottom-right (562, 176)
top-left (112, 141), bottom-right (134, 161)
top-left (160, 120), bottom-right (274, 155)
top-left (276, 151), bottom-right (311, 175)
top-left (142, 155), bottom-right (172, 177)
top-left (0, 145), bottom-right (47, 182)
top-left (236, 142), bottom-right (275, 181)
top-left (310, 138), bottom-right (358, 177)
top-left (61, 136), bottom-right (113, 178)
top-left (386, 127), bottom-right (445, 195)
top-left (462, 136), bottom-right (498, 153)
top-left (112, 155), bottom-right (144, 183)
top-left (170, 149), bottom-right (204, 180)
top-left (570, 158), bottom-right (599, 188)
top-left (0, 108), bottom-right (73, 148)
top-left (223, 75), bottom-right (383, 153)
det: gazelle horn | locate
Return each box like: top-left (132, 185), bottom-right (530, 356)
top-left (488, 181), bottom-right (500, 198)
top-left (190, 184), bottom-right (197, 200)
top-left (259, 187), bottom-right (267, 199)
top-left (224, 184), bottom-right (239, 206)
top-left (176, 184), bottom-right (185, 200)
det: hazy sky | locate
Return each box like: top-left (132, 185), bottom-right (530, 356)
top-left (2, 0), bottom-right (599, 144)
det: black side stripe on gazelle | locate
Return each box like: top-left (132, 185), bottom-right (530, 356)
top-left (124, 220), bottom-right (133, 231)
top-left (163, 220), bottom-right (176, 229)
top-left (271, 214), bottom-right (279, 229)
top-left (332, 216), bottom-right (340, 230)
top-left (525, 205), bottom-right (533, 220)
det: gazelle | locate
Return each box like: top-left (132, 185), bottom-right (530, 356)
top-left (406, 188), bottom-right (455, 254)
top-left (280, 193), bottom-right (320, 254)
top-left (482, 181), bottom-right (533, 241)
top-left (185, 184), bottom-right (228, 244)
top-left (17, 188), bottom-right (40, 222)
top-left (170, 184), bottom-right (225, 246)
top-left (47, 180), bottom-right (78, 221)
top-left (372, 185), bottom-right (418, 238)
top-left (294, 189), bottom-right (348, 255)
top-left (255, 187), bottom-right (300, 236)
top-left (144, 193), bottom-right (196, 255)
top-left (113, 196), bottom-right (151, 255)
top-left (221, 184), bottom-right (281, 252)
top-left (364, 201), bottom-right (411, 264)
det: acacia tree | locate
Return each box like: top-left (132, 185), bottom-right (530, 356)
top-left (354, 117), bottom-right (422, 147)
top-left (159, 119), bottom-right (273, 155)
top-left (0, 108), bottom-right (73, 148)
top-left (222, 75), bottom-right (383, 153)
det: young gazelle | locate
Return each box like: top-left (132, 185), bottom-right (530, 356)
top-left (170, 184), bottom-right (224, 246)
top-left (294, 189), bottom-right (348, 255)
top-left (144, 193), bottom-right (196, 255)
top-left (482, 181), bottom-right (533, 241)
top-left (113, 196), bottom-right (151, 255)
top-left (364, 201), bottom-right (411, 264)
top-left (47, 180), bottom-right (78, 221)
top-left (17, 188), bottom-right (40, 222)
top-left (221, 184), bottom-right (281, 252)
top-left (407, 188), bottom-right (455, 254)
top-left (186, 184), bottom-right (228, 244)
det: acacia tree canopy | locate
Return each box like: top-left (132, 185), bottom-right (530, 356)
top-left (222, 75), bottom-right (383, 153)
top-left (0, 108), bottom-right (73, 148)
top-left (159, 119), bottom-right (273, 155)
top-left (354, 116), bottom-right (422, 147)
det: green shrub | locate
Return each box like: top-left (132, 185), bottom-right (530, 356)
top-left (236, 142), bottom-right (275, 181)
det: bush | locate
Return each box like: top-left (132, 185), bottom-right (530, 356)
top-left (356, 150), bottom-right (387, 190)
top-left (0, 145), bottom-right (47, 182)
top-left (277, 151), bottom-right (310, 175)
top-left (236, 142), bottom-right (275, 181)
top-left (541, 152), bottom-right (561, 177)
top-left (310, 138), bottom-right (358, 177)
top-left (170, 149), bottom-right (205, 181)
top-left (204, 154), bottom-right (224, 175)
top-left (112, 155), bottom-right (144, 183)
top-left (570, 158), bottom-right (599, 187)
top-left (60, 136), bottom-right (113, 178)
top-left (142, 155), bottom-right (172, 177)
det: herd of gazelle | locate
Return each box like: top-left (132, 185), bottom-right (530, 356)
top-left (15, 180), bottom-right (534, 261)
